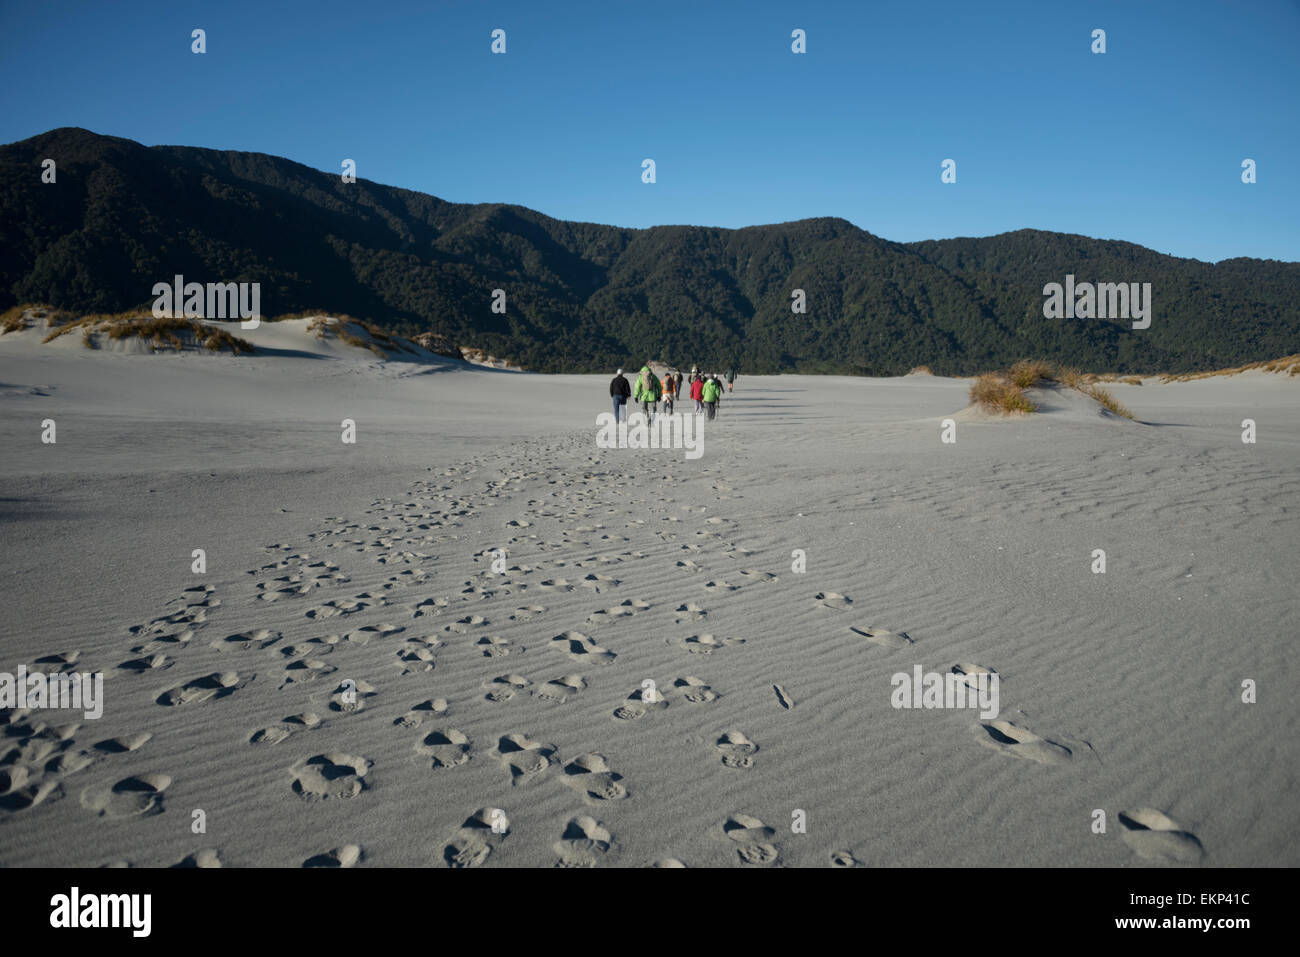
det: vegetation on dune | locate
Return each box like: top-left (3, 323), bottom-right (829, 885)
top-left (2, 129), bottom-right (1297, 374)
top-left (971, 359), bottom-right (1135, 419)
top-left (41, 312), bottom-right (254, 354)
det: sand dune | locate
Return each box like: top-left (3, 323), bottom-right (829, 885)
top-left (0, 323), bottom-right (1296, 866)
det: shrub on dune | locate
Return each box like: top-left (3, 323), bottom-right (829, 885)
top-left (970, 373), bottom-right (1035, 414)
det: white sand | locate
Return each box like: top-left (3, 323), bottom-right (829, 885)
top-left (0, 321), bottom-right (1296, 867)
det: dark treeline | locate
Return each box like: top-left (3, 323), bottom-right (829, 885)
top-left (2, 128), bottom-right (1297, 373)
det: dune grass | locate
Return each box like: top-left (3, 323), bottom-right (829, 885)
top-left (42, 313), bottom-right (254, 354)
top-left (973, 359), bottom-right (1137, 419)
top-left (969, 373), bottom-right (1036, 414)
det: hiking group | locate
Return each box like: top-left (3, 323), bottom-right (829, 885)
top-left (609, 365), bottom-right (735, 423)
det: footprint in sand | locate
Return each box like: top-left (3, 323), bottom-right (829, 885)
top-left (211, 628), bottom-right (281, 652)
top-left (815, 592), bottom-right (853, 611)
top-left (303, 844), bottom-right (362, 868)
top-left (92, 733), bottom-right (152, 755)
top-left (441, 614), bottom-right (489, 635)
top-left (130, 629), bottom-right (194, 655)
top-left (676, 633), bottom-right (746, 655)
top-left (772, 684), bottom-right (795, 710)
top-left (81, 774), bottom-right (172, 818)
top-left (394, 637), bottom-right (440, 674)
top-left (116, 653), bottom-right (172, 675)
top-left (952, 663), bottom-right (998, 687)
top-left (484, 674), bottom-right (532, 703)
top-left (715, 731), bottom-right (759, 769)
top-left (249, 713), bottom-right (321, 745)
top-left (279, 657), bottom-right (337, 689)
top-left (156, 672), bottom-right (248, 707)
top-left (976, 720), bottom-right (1072, 765)
top-left (674, 602), bottom-right (708, 622)
top-left (830, 849), bottom-right (865, 868)
top-left (550, 631), bottom-right (616, 664)
top-left (534, 675), bottom-right (587, 704)
top-left (305, 596), bottom-right (376, 619)
top-left (490, 733), bottom-right (556, 785)
top-left (701, 580), bottom-right (740, 593)
top-left (173, 849), bottom-right (222, 868)
top-left (394, 699), bottom-right (448, 728)
top-left (670, 676), bottom-right (719, 704)
top-left (611, 683), bottom-right (670, 721)
top-left (289, 753), bottom-right (371, 801)
top-left (850, 626), bottom-right (914, 649)
top-left (509, 605), bottom-right (547, 622)
top-left (345, 623), bottom-right (405, 645)
top-left (553, 815), bottom-right (616, 867)
top-left (410, 597), bottom-right (450, 619)
top-left (327, 679), bottom-right (377, 714)
top-left (476, 636), bottom-right (514, 658)
top-left (443, 807), bottom-right (510, 868)
top-left (1119, 808), bottom-right (1206, 863)
top-left (538, 579), bottom-right (574, 593)
top-left (579, 574), bottom-right (620, 592)
top-left (585, 600), bottom-right (650, 626)
top-left (413, 729), bottom-right (472, 770)
top-left (737, 569), bottom-right (778, 584)
top-left (561, 753), bottom-right (628, 803)
top-left (718, 814), bottom-right (781, 866)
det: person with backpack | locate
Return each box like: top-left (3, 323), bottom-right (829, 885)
top-left (609, 368), bottom-right (631, 422)
top-left (662, 372), bottom-right (675, 415)
top-left (690, 373), bottom-right (704, 412)
top-left (701, 373), bottom-right (721, 420)
top-left (634, 365), bottom-right (661, 422)
top-left (725, 367), bottom-right (736, 393)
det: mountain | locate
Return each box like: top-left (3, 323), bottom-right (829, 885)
top-left (2, 127), bottom-right (1297, 374)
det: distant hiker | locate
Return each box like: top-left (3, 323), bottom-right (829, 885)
top-left (634, 365), bottom-right (661, 421)
top-left (610, 368), bottom-right (631, 422)
top-left (690, 373), bottom-right (704, 412)
top-left (702, 374), bottom-right (721, 420)
top-left (725, 368), bottom-right (736, 393)
top-left (662, 374), bottom-right (675, 415)
top-left (674, 371), bottom-right (683, 400)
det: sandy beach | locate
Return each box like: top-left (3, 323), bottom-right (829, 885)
top-left (0, 319), bottom-right (1296, 868)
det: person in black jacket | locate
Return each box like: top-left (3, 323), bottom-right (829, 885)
top-left (610, 368), bottom-right (631, 422)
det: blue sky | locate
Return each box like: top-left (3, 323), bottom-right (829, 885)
top-left (1, 0), bottom-right (1297, 262)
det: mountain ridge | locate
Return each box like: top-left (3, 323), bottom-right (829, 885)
top-left (3, 127), bottom-right (1297, 374)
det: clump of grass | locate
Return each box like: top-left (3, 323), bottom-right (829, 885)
top-left (2, 303), bottom-right (75, 334)
top-left (43, 313), bottom-right (253, 354)
top-left (969, 373), bottom-right (1036, 414)
top-left (908, 365), bottom-right (933, 376)
top-left (1080, 382), bottom-right (1134, 419)
top-left (1008, 359), bottom-right (1055, 388)
top-left (1055, 366), bottom-right (1085, 389)
top-left (1158, 354), bottom-right (1300, 381)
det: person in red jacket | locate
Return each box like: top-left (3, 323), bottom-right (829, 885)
top-left (690, 374), bottom-right (704, 412)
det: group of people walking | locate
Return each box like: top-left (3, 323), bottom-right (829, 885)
top-left (609, 365), bottom-right (736, 423)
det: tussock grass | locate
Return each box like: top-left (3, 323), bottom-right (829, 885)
top-left (1158, 354), bottom-right (1300, 381)
top-left (1008, 359), bottom-right (1055, 388)
top-left (1079, 382), bottom-right (1134, 419)
top-left (42, 313), bottom-right (254, 354)
top-left (969, 373), bottom-right (1035, 414)
top-left (974, 360), bottom-right (1136, 419)
top-left (299, 314), bottom-right (415, 358)
top-left (2, 304), bottom-right (73, 334)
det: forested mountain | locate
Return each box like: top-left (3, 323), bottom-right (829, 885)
top-left (3, 127), bottom-right (1297, 373)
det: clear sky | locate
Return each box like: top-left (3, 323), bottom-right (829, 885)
top-left (1, 0), bottom-right (1296, 262)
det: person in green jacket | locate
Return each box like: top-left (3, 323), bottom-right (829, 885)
top-left (634, 365), bottom-right (662, 421)
top-left (701, 374), bottom-right (721, 421)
